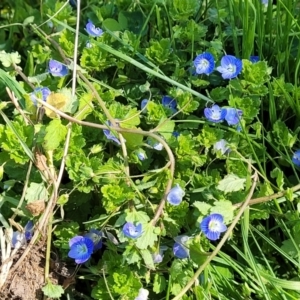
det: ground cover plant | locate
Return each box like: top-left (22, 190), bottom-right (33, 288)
top-left (0, 0), bottom-right (300, 299)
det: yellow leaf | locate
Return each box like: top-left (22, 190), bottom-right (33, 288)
top-left (45, 93), bottom-right (68, 118)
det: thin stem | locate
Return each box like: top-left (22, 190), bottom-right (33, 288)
top-left (33, 96), bottom-right (175, 225)
top-left (172, 172), bottom-right (258, 300)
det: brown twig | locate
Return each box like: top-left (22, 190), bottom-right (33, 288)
top-left (233, 182), bottom-right (300, 209)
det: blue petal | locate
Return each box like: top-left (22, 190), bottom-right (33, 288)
top-left (69, 236), bottom-right (84, 247)
top-left (85, 20), bottom-right (103, 37)
top-left (204, 104), bottom-right (226, 123)
top-left (69, 0), bottom-right (77, 7)
top-left (30, 87), bottom-right (51, 106)
top-left (217, 55), bottom-right (242, 79)
top-left (200, 213), bottom-right (227, 241)
top-left (172, 131), bottom-right (180, 138)
top-left (137, 151), bottom-right (146, 161)
top-left (12, 231), bottom-right (26, 249)
top-left (193, 52), bottom-right (215, 75)
top-left (85, 229), bottom-right (103, 252)
top-left (249, 56), bottom-right (259, 63)
top-left (68, 237), bottom-right (94, 264)
top-left (152, 246), bottom-right (168, 263)
top-left (103, 121), bottom-right (121, 145)
top-left (167, 184), bottom-right (185, 206)
top-left (24, 220), bottom-right (34, 240)
top-left (224, 108), bottom-right (243, 125)
top-left (48, 60), bottom-right (69, 77)
top-left (205, 231), bottom-right (220, 241)
top-left (123, 222), bottom-right (143, 239)
top-left (141, 99), bottom-right (149, 111)
top-left (292, 150), bottom-right (300, 167)
top-left (162, 95), bottom-right (177, 113)
top-left (173, 236), bottom-right (190, 258)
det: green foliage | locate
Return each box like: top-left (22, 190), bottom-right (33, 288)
top-left (2, 1), bottom-right (300, 299)
top-left (42, 282), bottom-right (64, 299)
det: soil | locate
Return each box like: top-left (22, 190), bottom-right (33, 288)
top-left (0, 241), bottom-right (61, 300)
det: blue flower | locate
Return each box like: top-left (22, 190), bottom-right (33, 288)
top-left (48, 59), bottom-right (69, 77)
top-left (141, 99), bottom-right (149, 111)
top-left (29, 87), bottom-right (51, 106)
top-left (84, 229), bottom-right (103, 251)
top-left (162, 95), bottom-right (177, 113)
top-left (152, 246), bottom-right (168, 264)
top-left (69, 0), bottom-right (77, 7)
top-left (68, 236), bottom-right (94, 264)
top-left (136, 150), bottom-right (146, 161)
top-left (12, 221), bottom-right (34, 249)
top-left (173, 235), bottom-right (190, 259)
top-left (193, 52), bottom-right (215, 75)
top-left (12, 231), bottom-right (26, 249)
top-left (249, 56), bottom-right (259, 63)
top-left (200, 213), bottom-right (227, 241)
top-left (167, 184), bottom-right (185, 206)
top-left (224, 107), bottom-right (243, 125)
top-left (172, 131), bottom-right (180, 138)
top-left (153, 142), bottom-right (163, 150)
top-left (261, 0), bottom-right (268, 5)
top-left (24, 220), bottom-right (34, 240)
top-left (147, 139), bottom-right (164, 151)
top-left (134, 288), bottom-right (149, 300)
top-left (214, 139), bottom-right (230, 155)
top-left (103, 121), bottom-right (121, 145)
top-left (292, 150), bottom-right (300, 167)
top-left (204, 104), bottom-right (226, 123)
top-left (216, 55), bottom-right (242, 79)
top-left (123, 222), bottom-right (143, 239)
top-left (85, 20), bottom-right (103, 37)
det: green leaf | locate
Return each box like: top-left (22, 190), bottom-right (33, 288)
top-left (171, 0), bottom-right (201, 21)
top-left (121, 132), bottom-right (144, 149)
top-left (53, 221), bottom-right (79, 250)
top-left (217, 174), bottom-right (246, 194)
top-left (135, 223), bottom-right (158, 249)
top-left (25, 182), bottom-right (48, 202)
top-left (0, 114), bottom-right (34, 163)
top-left (145, 38), bottom-right (173, 65)
top-left (189, 240), bottom-right (208, 265)
top-left (228, 95), bottom-right (260, 121)
top-left (59, 88), bottom-right (78, 114)
top-left (0, 50), bottom-right (21, 67)
top-left (270, 167), bottom-right (284, 190)
top-left (103, 18), bottom-right (123, 31)
top-left (210, 87), bottom-right (229, 102)
top-left (59, 30), bottom-right (75, 57)
top-left (101, 183), bottom-right (135, 213)
top-left (272, 120), bottom-right (297, 148)
top-left (23, 16), bottom-right (34, 25)
top-left (140, 249), bottom-right (155, 269)
top-left (42, 282), bottom-right (64, 298)
top-left (156, 119), bottom-right (175, 140)
top-left (211, 200), bottom-right (234, 222)
top-left (193, 201), bottom-right (212, 215)
top-left (112, 269), bottom-right (142, 295)
top-left (43, 119), bottom-right (67, 151)
top-left (197, 124), bottom-right (223, 147)
top-left (242, 60), bottom-right (271, 85)
top-left (153, 274), bottom-right (166, 294)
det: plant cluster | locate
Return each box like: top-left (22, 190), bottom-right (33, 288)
top-left (0, 0), bottom-right (300, 299)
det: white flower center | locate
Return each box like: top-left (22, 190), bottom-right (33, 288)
top-left (209, 220), bottom-right (219, 232)
top-left (226, 64), bottom-right (236, 73)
